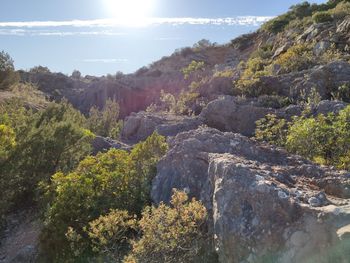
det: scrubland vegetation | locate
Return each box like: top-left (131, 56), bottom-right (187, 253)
top-left (2, 0), bottom-right (350, 262)
top-left (256, 103), bottom-right (350, 169)
top-left (0, 52), bottom-right (211, 263)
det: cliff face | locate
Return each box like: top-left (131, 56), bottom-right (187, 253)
top-left (18, 38), bottom-right (255, 117)
top-left (20, 16), bottom-right (350, 119)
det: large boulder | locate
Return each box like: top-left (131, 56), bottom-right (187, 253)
top-left (200, 96), bottom-right (272, 136)
top-left (255, 61), bottom-right (350, 100)
top-left (121, 112), bottom-right (203, 143)
top-left (152, 127), bottom-right (350, 263)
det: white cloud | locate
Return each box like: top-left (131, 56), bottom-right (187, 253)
top-left (0, 16), bottom-right (274, 29)
top-left (0, 16), bottom-right (274, 37)
top-left (82, 58), bottom-right (129, 63)
top-left (0, 29), bottom-right (127, 36)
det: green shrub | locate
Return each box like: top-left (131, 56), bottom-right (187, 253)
top-left (235, 57), bottom-right (270, 96)
top-left (0, 124), bottom-right (16, 162)
top-left (87, 98), bottom-right (122, 139)
top-left (124, 190), bottom-right (212, 263)
top-left (273, 44), bottom-right (314, 74)
top-left (256, 105), bottom-right (350, 170)
top-left (0, 51), bottom-right (19, 90)
top-left (41, 132), bottom-right (168, 261)
top-left (255, 114), bottom-right (288, 147)
top-left (262, 14), bottom-right (292, 33)
top-left (181, 61), bottom-right (205, 80)
top-left (312, 11), bottom-right (333, 23)
top-left (329, 1), bottom-right (350, 19)
top-left (0, 100), bottom-right (93, 222)
top-left (286, 114), bottom-right (335, 163)
top-left (66, 210), bottom-right (138, 262)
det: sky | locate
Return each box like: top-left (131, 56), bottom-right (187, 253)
top-left (0, 0), bottom-right (326, 76)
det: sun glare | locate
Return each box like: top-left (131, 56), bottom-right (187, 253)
top-left (104, 0), bottom-right (156, 26)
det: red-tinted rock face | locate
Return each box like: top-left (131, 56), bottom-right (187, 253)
top-left (20, 71), bottom-right (189, 118)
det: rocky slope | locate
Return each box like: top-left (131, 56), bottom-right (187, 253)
top-left (2, 2), bottom-right (350, 262)
top-left (152, 127), bottom-right (350, 263)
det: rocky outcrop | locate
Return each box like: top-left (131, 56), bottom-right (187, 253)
top-left (121, 112), bottom-right (203, 143)
top-left (200, 96), bottom-right (272, 136)
top-left (121, 97), bottom-right (347, 143)
top-left (152, 127), bottom-right (350, 263)
top-left (92, 136), bottom-right (131, 154)
top-left (253, 61), bottom-right (350, 100)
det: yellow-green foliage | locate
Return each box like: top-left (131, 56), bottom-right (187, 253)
top-left (213, 69), bottom-right (235, 78)
top-left (181, 60), bottom-right (205, 80)
top-left (41, 132), bottom-right (168, 260)
top-left (312, 11), bottom-right (333, 23)
top-left (262, 13), bottom-right (293, 33)
top-left (125, 190), bottom-right (209, 263)
top-left (286, 114), bottom-right (336, 165)
top-left (10, 83), bottom-right (48, 108)
top-left (67, 210), bottom-right (138, 262)
top-left (0, 100), bottom-right (94, 226)
top-left (262, 2), bottom-right (312, 33)
top-left (0, 51), bottom-right (19, 90)
top-left (255, 114), bottom-right (288, 147)
top-left (159, 60), bottom-right (207, 116)
top-left (0, 124), bottom-right (16, 162)
top-left (236, 57), bottom-right (270, 96)
top-left (160, 88), bottom-right (200, 116)
top-left (273, 44), bottom-right (314, 74)
top-left (329, 1), bottom-right (350, 19)
top-left (87, 98), bottom-right (122, 139)
top-left (256, 105), bottom-right (350, 170)
top-left (261, 1), bottom-right (350, 33)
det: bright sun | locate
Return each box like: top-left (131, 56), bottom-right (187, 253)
top-left (104, 0), bottom-right (156, 26)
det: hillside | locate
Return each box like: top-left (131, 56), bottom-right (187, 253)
top-left (1, 1), bottom-right (350, 263)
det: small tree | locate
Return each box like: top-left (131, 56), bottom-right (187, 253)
top-left (71, 70), bottom-right (82, 79)
top-left (0, 51), bottom-right (19, 90)
top-left (29, 65), bottom-right (51, 74)
top-left (87, 99), bottom-right (122, 139)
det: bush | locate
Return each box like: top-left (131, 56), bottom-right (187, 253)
top-left (330, 1), bottom-right (350, 19)
top-left (290, 2), bottom-right (312, 18)
top-left (255, 114), bottom-right (288, 147)
top-left (235, 57), bottom-right (270, 96)
top-left (0, 51), bottom-right (19, 90)
top-left (286, 114), bottom-right (336, 164)
top-left (87, 98), bottom-right (123, 139)
top-left (0, 100), bottom-right (93, 221)
top-left (29, 65), bottom-right (51, 74)
top-left (312, 11), bottom-right (333, 23)
top-left (181, 61), bottom-right (205, 80)
top-left (0, 124), bottom-right (16, 162)
top-left (125, 190), bottom-right (212, 263)
top-left (262, 14), bottom-right (292, 33)
top-left (273, 44), bottom-right (314, 74)
top-left (67, 210), bottom-right (138, 262)
top-left (41, 132), bottom-right (168, 260)
top-left (256, 105), bottom-right (350, 170)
